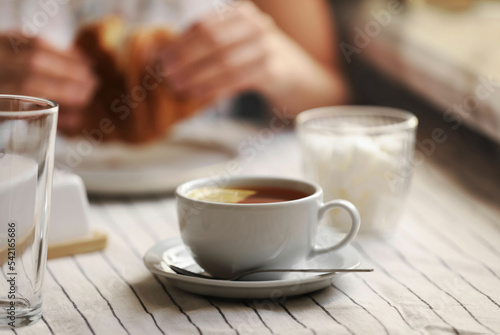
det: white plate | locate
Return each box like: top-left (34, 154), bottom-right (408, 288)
top-left (56, 140), bottom-right (237, 195)
top-left (54, 119), bottom-right (258, 195)
top-left (143, 229), bottom-right (362, 299)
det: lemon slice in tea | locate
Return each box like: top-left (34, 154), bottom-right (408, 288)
top-left (187, 187), bottom-right (256, 203)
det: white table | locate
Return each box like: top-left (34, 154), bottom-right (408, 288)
top-left (11, 112), bottom-right (500, 335)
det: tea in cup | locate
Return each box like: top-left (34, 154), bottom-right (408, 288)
top-left (176, 176), bottom-right (360, 279)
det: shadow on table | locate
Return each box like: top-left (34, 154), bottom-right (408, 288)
top-left (414, 107), bottom-right (500, 212)
top-left (131, 273), bottom-right (342, 313)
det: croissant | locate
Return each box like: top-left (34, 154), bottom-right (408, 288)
top-left (65, 16), bottom-right (201, 143)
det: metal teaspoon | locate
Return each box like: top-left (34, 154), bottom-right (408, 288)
top-left (168, 264), bottom-right (374, 281)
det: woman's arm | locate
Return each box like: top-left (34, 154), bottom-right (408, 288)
top-left (252, 0), bottom-right (339, 69)
top-left (164, 1), bottom-right (350, 117)
top-left (252, 0), bottom-right (350, 113)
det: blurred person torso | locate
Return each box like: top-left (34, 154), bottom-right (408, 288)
top-left (0, 0), bottom-right (224, 49)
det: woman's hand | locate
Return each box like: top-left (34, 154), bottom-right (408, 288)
top-left (0, 34), bottom-right (97, 132)
top-left (163, 1), bottom-right (348, 115)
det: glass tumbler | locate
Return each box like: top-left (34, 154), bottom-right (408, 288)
top-left (296, 106), bottom-right (418, 235)
top-left (0, 95), bottom-right (58, 327)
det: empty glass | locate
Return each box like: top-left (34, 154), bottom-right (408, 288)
top-left (296, 106), bottom-right (418, 235)
top-left (0, 95), bottom-right (58, 327)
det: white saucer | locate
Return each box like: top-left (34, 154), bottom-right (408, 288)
top-left (143, 228), bottom-right (362, 299)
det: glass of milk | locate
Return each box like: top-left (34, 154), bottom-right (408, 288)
top-left (296, 106), bottom-right (417, 235)
top-left (0, 96), bottom-right (58, 328)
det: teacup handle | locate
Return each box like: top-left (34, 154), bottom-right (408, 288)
top-left (310, 199), bottom-right (360, 256)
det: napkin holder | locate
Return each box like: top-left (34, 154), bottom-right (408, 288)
top-left (48, 171), bottom-right (107, 259)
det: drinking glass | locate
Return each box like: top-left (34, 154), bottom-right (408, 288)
top-left (296, 106), bottom-right (418, 235)
top-left (0, 95), bottom-right (58, 327)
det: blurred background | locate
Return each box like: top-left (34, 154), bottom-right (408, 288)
top-left (332, 0), bottom-right (500, 201)
top-left (1, 0), bottom-right (499, 195)
top-left (334, 0), bottom-right (500, 146)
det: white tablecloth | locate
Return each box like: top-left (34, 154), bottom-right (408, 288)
top-left (10, 122), bottom-right (500, 335)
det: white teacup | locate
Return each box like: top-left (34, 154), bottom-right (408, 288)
top-left (176, 176), bottom-right (360, 279)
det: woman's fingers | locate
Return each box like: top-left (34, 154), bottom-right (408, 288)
top-left (1, 36), bottom-right (94, 85)
top-left (164, 1), bottom-right (274, 87)
top-left (177, 35), bottom-right (269, 96)
top-left (187, 48), bottom-right (273, 105)
top-left (9, 72), bottom-right (96, 108)
top-left (172, 28), bottom-right (266, 90)
top-left (16, 46), bottom-right (96, 87)
top-left (164, 15), bottom-right (245, 75)
top-left (0, 34), bottom-right (97, 108)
